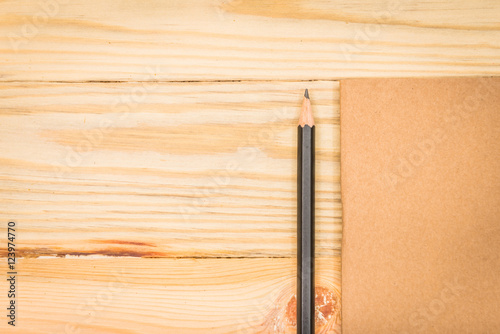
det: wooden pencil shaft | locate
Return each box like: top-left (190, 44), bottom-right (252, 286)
top-left (297, 124), bottom-right (315, 334)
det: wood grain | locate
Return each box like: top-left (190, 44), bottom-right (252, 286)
top-left (0, 80), bottom-right (341, 258)
top-left (3, 1), bottom-right (497, 332)
top-left (1, 0), bottom-right (499, 82)
top-left (0, 257), bottom-right (341, 333)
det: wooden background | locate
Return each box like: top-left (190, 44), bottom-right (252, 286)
top-left (1, 0), bottom-right (499, 333)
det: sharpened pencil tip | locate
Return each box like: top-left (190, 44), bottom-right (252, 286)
top-left (299, 90), bottom-right (314, 127)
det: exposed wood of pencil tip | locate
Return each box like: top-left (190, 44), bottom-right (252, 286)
top-left (299, 89), bottom-right (314, 127)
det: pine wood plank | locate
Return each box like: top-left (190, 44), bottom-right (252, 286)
top-left (1, 0), bottom-right (499, 82)
top-left (0, 257), bottom-right (341, 333)
top-left (0, 80), bottom-right (340, 258)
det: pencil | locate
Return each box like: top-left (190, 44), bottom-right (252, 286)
top-left (297, 88), bottom-right (315, 334)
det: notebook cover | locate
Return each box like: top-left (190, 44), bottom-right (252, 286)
top-left (340, 77), bottom-right (500, 333)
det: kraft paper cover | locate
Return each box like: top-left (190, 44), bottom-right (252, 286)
top-left (340, 77), bottom-right (500, 333)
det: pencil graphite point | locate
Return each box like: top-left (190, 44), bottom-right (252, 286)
top-left (299, 89), bottom-right (314, 127)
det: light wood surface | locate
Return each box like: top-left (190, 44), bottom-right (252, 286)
top-left (0, 81), bottom-right (340, 259)
top-left (1, 0), bottom-right (498, 332)
top-left (0, 257), bottom-right (341, 334)
top-left (1, 0), bottom-right (499, 81)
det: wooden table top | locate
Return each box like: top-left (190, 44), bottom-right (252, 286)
top-left (1, 1), bottom-right (498, 333)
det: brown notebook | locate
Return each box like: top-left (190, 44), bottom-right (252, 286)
top-left (340, 77), bottom-right (500, 333)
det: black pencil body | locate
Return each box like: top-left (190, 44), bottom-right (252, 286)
top-left (297, 124), bottom-right (315, 334)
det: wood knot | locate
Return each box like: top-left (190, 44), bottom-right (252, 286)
top-left (265, 285), bottom-right (340, 333)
